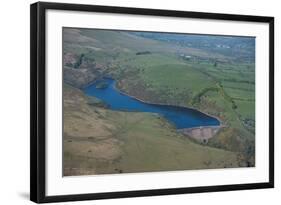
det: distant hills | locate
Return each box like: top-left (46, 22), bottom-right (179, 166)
top-left (133, 32), bottom-right (255, 62)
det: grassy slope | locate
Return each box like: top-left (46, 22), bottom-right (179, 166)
top-left (63, 84), bottom-right (239, 175)
top-left (63, 28), bottom-right (255, 173)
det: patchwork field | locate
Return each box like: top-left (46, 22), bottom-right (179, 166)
top-left (63, 28), bottom-right (255, 175)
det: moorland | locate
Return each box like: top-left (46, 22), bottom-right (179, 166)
top-left (63, 28), bottom-right (255, 176)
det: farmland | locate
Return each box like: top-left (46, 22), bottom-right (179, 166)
top-left (63, 28), bottom-right (255, 175)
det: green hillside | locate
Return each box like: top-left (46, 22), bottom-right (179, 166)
top-left (64, 84), bottom-right (239, 175)
top-left (63, 28), bottom-right (255, 175)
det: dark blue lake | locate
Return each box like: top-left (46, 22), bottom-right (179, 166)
top-left (83, 78), bottom-right (220, 129)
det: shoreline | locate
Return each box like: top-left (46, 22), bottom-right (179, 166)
top-left (113, 81), bottom-right (223, 126)
top-left (82, 77), bottom-right (223, 127)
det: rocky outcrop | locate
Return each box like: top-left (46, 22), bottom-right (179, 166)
top-left (63, 51), bottom-right (108, 88)
top-left (63, 67), bottom-right (98, 88)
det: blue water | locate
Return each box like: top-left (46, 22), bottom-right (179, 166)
top-left (83, 78), bottom-right (220, 129)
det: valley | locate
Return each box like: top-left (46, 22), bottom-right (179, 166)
top-left (63, 28), bottom-right (255, 175)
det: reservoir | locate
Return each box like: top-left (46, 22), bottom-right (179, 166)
top-left (84, 78), bottom-right (220, 129)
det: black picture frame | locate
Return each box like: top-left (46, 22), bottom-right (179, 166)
top-left (30, 1), bottom-right (274, 203)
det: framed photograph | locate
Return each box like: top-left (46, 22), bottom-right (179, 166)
top-left (30, 1), bottom-right (274, 203)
